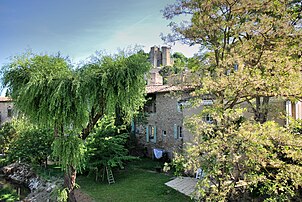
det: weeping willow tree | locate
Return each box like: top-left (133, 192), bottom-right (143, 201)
top-left (1, 50), bottom-right (150, 201)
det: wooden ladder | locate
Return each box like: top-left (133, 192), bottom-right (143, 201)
top-left (106, 166), bottom-right (115, 185)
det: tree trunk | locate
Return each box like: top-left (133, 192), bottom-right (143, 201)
top-left (254, 96), bottom-right (270, 124)
top-left (64, 166), bottom-right (77, 202)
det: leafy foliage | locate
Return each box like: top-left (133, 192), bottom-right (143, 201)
top-left (179, 108), bottom-right (302, 201)
top-left (0, 185), bottom-right (19, 202)
top-left (163, 1), bottom-right (302, 200)
top-left (2, 49), bottom-right (150, 132)
top-left (85, 115), bottom-right (137, 178)
top-left (1, 49), bottom-right (150, 200)
top-left (159, 52), bottom-right (188, 84)
top-left (7, 119), bottom-right (54, 165)
top-left (0, 122), bottom-right (16, 154)
top-left (163, 0), bottom-right (302, 123)
top-left (52, 135), bottom-right (86, 172)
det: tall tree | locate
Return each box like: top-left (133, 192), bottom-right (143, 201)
top-left (163, 0), bottom-right (302, 123)
top-left (163, 0), bottom-right (302, 200)
top-left (2, 50), bottom-right (150, 201)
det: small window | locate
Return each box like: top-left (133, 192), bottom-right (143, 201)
top-left (177, 102), bottom-right (183, 113)
top-left (202, 100), bottom-right (213, 106)
top-left (177, 100), bottom-right (190, 112)
top-left (144, 94), bottom-right (156, 113)
top-left (7, 106), bottom-right (12, 118)
top-left (203, 114), bottom-right (213, 124)
top-left (149, 126), bottom-right (155, 140)
top-left (162, 130), bottom-right (166, 138)
top-left (177, 126), bottom-right (182, 138)
top-left (146, 125), bottom-right (156, 143)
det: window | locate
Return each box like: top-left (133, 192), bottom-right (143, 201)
top-left (162, 130), bottom-right (166, 139)
top-left (202, 114), bottom-right (213, 124)
top-left (7, 106), bottom-right (12, 118)
top-left (149, 126), bottom-right (155, 140)
top-left (202, 100), bottom-right (213, 106)
top-left (177, 100), bottom-right (190, 112)
top-left (144, 94), bottom-right (156, 113)
top-left (174, 124), bottom-right (183, 139)
top-left (177, 102), bottom-right (183, 113)
top-left (146, 125), bottom-right (157, 143)
top-left (177, 126), bottom-right (182, 138)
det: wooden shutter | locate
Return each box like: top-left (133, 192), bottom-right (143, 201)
top-left (131, 119), bottom-right (135, 132)
top-left (174, 124), bottom-right (178, 139)
top-left (146, 125), bottom-right (149, 142)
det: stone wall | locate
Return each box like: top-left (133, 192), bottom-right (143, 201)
top-left (136, 91), bottom-right (192, 159)
top-left (136, 91), bottom-right (288, 160)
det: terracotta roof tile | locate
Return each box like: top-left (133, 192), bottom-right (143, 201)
top-left (146, 85), bottom-right (193, 94)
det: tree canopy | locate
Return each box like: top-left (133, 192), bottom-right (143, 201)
top-left (163, 0), bottom-right (302, 200)
top-left (2, 50), bottom-right (150, 136)
top-left (1, 49), bottom-right (151, 201)
top-left (163, 0), bottom-right (302, 123)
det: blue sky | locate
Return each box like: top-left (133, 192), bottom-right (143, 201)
top-left (0, 0), bottom-right (199, 67)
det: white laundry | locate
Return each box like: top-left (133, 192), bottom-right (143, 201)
top-left (153, 148), bottom-right (163, 159)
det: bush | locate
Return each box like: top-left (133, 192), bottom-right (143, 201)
top-left (0, 122), bottom-right (16, 155)
top-left (179, 108), bottom-right (302, 201)
top-left (7, 120), bottom-right (54, 165)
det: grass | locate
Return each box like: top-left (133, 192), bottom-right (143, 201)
top-left (0, 186), bottom-right (19, 202)
top-left (77, 158), bottom-right (193, 202)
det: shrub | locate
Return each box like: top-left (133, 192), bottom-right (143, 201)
top-left (179, 109), bottom-right (302, 201)
top-left (7, 120), bottom-right (54, 165)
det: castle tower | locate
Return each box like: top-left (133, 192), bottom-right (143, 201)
top-left (150, 46), bottom-right (159, 67)
top-left (161, 46), bottom-right (172, 66)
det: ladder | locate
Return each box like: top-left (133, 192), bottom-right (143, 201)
top-left (106, 166), bottom-right (115, 184)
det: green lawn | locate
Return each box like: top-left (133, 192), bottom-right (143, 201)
top-left (77, 158), bottom-right (193, 202)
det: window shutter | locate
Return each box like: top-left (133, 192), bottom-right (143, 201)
top-left (146, 125), bottom-right (149, 142)
top-left (153, 126), bottom-right (157, 143)
top-left (174, 124), bottom-right (178, 139)
top-left (131, 119), bottom-right (135, 132)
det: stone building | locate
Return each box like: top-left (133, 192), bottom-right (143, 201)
top-left (135, 46), bottom-right (296, 160)
top-left (135, 46), bottom-right (201, 159)
top-left (135, 85), bottom-right (191, 159)
top-left (0, 97), bottom-right (14, 125)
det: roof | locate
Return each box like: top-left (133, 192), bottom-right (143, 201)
top-left (146, 85), bottom-right (194, 94)
top-left (0, 97), bottom-right (13, 102)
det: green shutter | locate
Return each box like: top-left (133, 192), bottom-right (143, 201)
top-left (174, 124), bottom-right (178, 139)
top-left (131, 119), bottom-right (135, 132)
top-left (146, 125), bottom-right (149, 142)
top-left (153, 126), bottom-right (157, 143)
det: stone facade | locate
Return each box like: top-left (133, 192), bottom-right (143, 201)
top-left (135, 89), bottom-right (192, 159)
top-left (0, 97), bottom-right (13, 125)
top-left (137, 46), bottom-right (291, 161)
